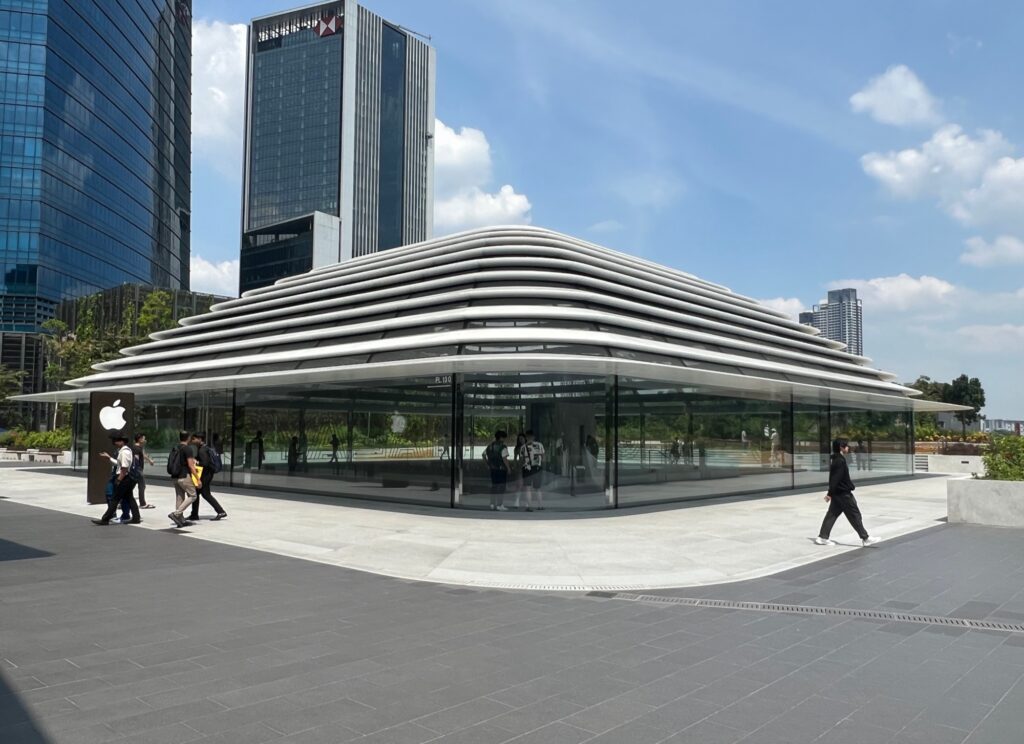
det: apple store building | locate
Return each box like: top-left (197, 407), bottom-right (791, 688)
top-left (24, 227), bottom-right (949, 511)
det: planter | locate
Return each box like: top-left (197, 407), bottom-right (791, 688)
top-left (928, 455), bottom-right (984, 475)
top-left (948, 479), bottom-right (1024, 527)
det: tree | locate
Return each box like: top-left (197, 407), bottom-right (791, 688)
top-left (907, 375), bottom-right (949, 402)
top-left (946, 374), bottom-right (985, 437)
top-left (0, 364), bottom-right (27, 429)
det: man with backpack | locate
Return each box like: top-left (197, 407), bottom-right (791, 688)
top-left (93, 433), bottom-right (142, 525)
top-left (188, 431), bottom-right (227, 522)
top-left (482, 430), bottom-right (511, 511)
top-left (167, 430), bottom-right (199, 528)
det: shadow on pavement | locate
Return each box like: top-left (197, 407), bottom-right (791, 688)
top-left (0, 539), bottom-right (53, 562)
top-left (0, 670), bottom-right (51, 743)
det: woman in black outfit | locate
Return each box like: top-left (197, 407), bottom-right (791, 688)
top-left (815, 438), bottom-right (879, 547)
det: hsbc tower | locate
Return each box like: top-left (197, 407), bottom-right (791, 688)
top-left (239, 1), bottom-right (435, 294)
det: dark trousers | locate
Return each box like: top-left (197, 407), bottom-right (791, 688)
top-left (101, 479), bottom-right (140, 523)
top-left (136, 472), bottom-right (148, 506)
top-left (189, 473), bottom-right (225, 518)
top-left (819, 492), bottom-right (868, 540)
top-left (489, 469), bottom-right (507, 507)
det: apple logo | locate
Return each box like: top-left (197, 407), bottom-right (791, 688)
top-left (99, 399), bottom-right (128, 431)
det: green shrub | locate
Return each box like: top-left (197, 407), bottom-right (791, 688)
top-left (0, 428), bottom-right (71, 450)
top-left (982, 435), bottom-right (1024, 481)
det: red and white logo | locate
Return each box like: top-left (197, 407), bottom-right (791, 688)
top-left (315, 15), bottom-right (341, 37)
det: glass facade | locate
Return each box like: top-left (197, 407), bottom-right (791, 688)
top-left (377, 23), bottom-right (405, 251)
top-left (245, 27), bottom-right (342, 231)
top-left (75, 374), bottom-right (914, 511)
top-left (239, 216), bottom-right (315, 295)
top-left (0, 0), bottom-right (191, 334)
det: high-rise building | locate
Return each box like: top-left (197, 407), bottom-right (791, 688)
top-left (0, 0), bottom-right (192, 404)
top-left (799, 288), bottom-right (864, 356)
top-left (240, 0), bottom-right (435, 294)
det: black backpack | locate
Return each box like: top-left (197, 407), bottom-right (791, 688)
top-left (202, 444), bottom-right (224, 474)
top-left (126, 446), bottom-right (143, 483)
top-left (166, 445), bottom-right (183, 477)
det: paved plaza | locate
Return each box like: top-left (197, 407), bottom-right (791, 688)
top-left (2, 468), bottom-right (951, 590)
top-left (2, 468), bottom-right (1024, 743)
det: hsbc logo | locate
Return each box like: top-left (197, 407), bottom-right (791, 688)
top-left (315, 15), bottom-right (341, 37)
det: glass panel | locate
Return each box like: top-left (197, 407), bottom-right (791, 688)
top-left (133, 393), bottom-right (186, 469)
top-left (831, 404), bottom-right (912, 479)
top-left (233, 378), bottom-right (451, 505)
top-left (793, 398), bottom-right (830, 489)
top-left (616, 379), bottom-right (793, 505)
top-left (461, 372), bottom-right (612, 511)
top-left (185, 389), bottom-right (234, 478)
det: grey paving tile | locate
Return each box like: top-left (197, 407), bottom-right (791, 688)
top-left (485, 695), bottom-right (584, 736)
top-left (892, 720), bottom-right (970, 744)
top-left (632, 695), bottom-right (720, 736)
top-left (413, 696), bottom-right (512, 736)
top-left (185, 721), bottom-right (283, 744)
top-left (659, 719), bottom-right (745, 744)
top-left (349, 722), bottom-right (437, 744)
top-left (423, 722), bottom-right (515, 744)
top-left (559, 696), bottom-right (655, 734)
top-left (577, 720), bottom-right (668, 744)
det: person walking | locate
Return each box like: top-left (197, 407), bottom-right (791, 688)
top-left (519, 429), bottom-right (546, 511)
top-left (97, 446), bottom-right (131, 522)
top-left (167, 431), bottom-right (199, 527)
top-left (815, 438), bottom-right (879, 547)
top-left (93, 434), bottom-right (142, 525)
top-left (188, 432), bottom-right (227, 522)
top-left (482, 430), bottom-right (511, 511)
top-left (133, 432), bottom-right (156, 509)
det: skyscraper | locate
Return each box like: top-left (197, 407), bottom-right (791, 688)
top-left (0, 0), bottom-right (192, 403)
top-left (239, 0), bottom-right (435, 294)
top-left (799, 288), bottom-right (864, 356)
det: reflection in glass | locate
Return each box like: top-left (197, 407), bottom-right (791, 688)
top-left (233, 378), bottom-right (451, 505)
top-left (461, 373), bottom-right (611, 510)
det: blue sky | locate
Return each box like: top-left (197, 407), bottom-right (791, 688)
top-left (189, 0), bottom-right (1024, 418)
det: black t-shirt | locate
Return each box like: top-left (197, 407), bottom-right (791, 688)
top-left (178, 443), bottom-right (198, 477)
top-left (132, 444), bottom-right (145, 472)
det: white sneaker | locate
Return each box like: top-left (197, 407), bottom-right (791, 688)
top-left (813, 537), bottom-right (834, 546)
top-left (862, 537), bottom-right (880, 547)
top-left (497, 505), bottom-right (508, 511)
top-left (489, 505), bottom-right (496, 510)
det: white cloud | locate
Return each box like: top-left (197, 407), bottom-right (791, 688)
top-left (190, 255), bottom-right (239, 297)
top-left (955, 324), bottom-right (1024, 353)
top-left (960, 235), bottom-right (1024, 267)
top-left (191, 20), bottom-right (248, 178)
top-left (850, 65), bottom-right (942, 127)
top-left (758, 297), bottom-right (805, 320)
top-left (828, 274), bottom-right (957, 312)
top-left (433, 120), bottom-right (531, 233)
top-left (434, 120), bottom-right (493, 198)
top-left (613, 173), bottom-right (684, 209)
top-left (588, 220), bottom-right (625, 234)
top-left (860, 124), bottom-right (1011, 200)
top-left (951, 156), bottom-right (1024, 229)
top-left (434, 186), bottom-right (532, 235)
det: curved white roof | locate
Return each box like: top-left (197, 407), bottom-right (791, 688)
top-left (58, 226), bottom-right (918, 403)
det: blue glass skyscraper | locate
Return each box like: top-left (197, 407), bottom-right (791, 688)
top-left (240, 0), bottom-right (434, 294)
top-left (0, 0), bottom-right (191, 398)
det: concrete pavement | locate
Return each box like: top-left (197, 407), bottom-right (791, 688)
top-left (3, 468), bottom-right (953, 590)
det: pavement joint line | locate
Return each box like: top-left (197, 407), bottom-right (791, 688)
top-left (591, 592), bottom-right (1024, 634)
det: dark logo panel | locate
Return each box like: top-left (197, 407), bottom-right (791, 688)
top-left (87, 392), bottom-right (135, 505)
